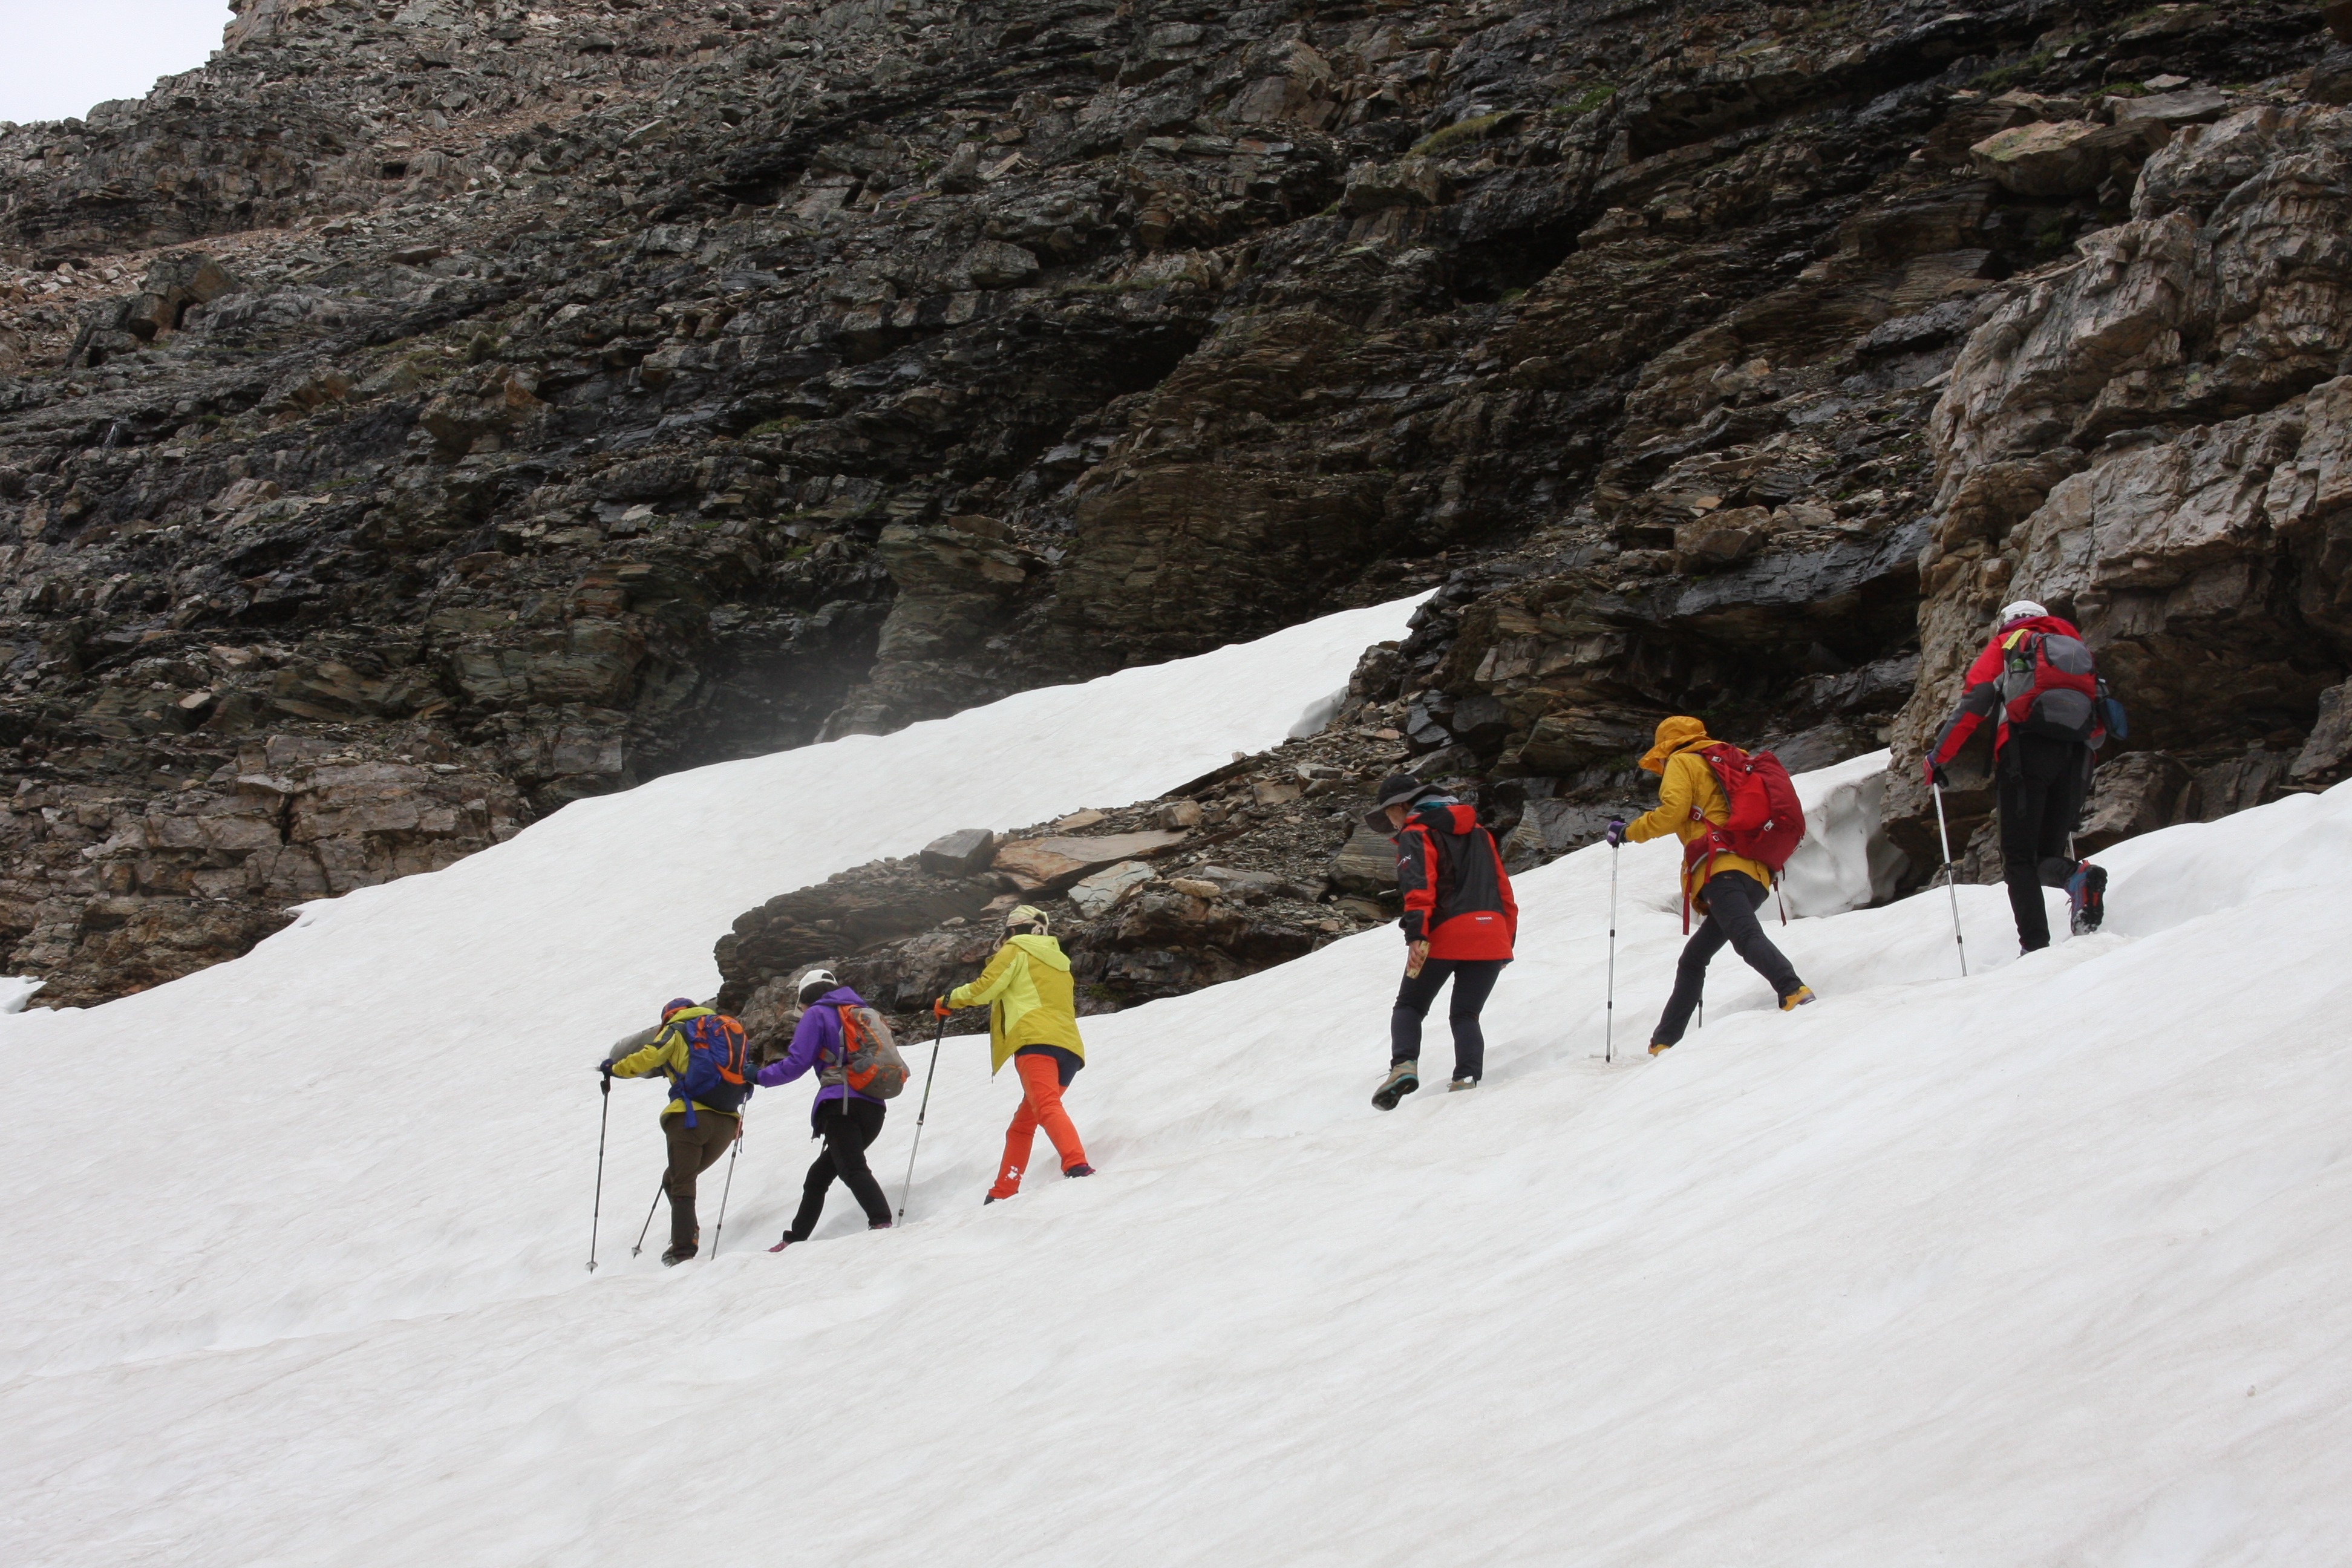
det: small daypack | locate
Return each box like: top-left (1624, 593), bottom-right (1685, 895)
top-left (669, 1011), bottom-right (751, 1126)
top-left (823, 1003), bottom-right (909, 1099)
top-left (1999, 629), bottom-right (2101, 743)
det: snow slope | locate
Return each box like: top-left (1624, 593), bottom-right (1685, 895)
top-left (9, 599), bottom-right (2352, 1566)
top-left (0, 595), bottom-right (1416, 1379)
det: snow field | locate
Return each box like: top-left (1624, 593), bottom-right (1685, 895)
top-left (7, 598), bottom-right (2352, 1565)
top-left (0, 593), bottom-right (1420, 1379)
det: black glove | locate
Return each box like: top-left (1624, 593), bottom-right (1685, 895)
top-left (1929, 762), bottom-right (1949, 789)
top-left (1604, 818), bottom-right (1627, 847)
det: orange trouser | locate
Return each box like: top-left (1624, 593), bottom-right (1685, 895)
top-left (990, 1052), bottom-right (1087, 1199)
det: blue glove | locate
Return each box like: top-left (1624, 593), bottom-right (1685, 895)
top-left (1604, 818), bottom-right (1627, 847)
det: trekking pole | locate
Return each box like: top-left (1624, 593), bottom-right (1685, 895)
top-left (631, 1180), bottom-right (665, 1258)
top-left (587, 1068), bottom-right (612, 1273)
top-left (1605, 843), bottom-right (1619, 1065)
top-left (710, 1122), bottom-right (743, 1259)
top-left (1932, 779), bottom-right (1969, 977)
top-left (897, 1014), bottom-right (947, 1222)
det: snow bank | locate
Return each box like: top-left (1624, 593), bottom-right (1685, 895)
top-left (7, 598), bottom-right (2351, 1567)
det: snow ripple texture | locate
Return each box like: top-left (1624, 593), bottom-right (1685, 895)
top-left (6, 595), bottom-right (2350, 1566)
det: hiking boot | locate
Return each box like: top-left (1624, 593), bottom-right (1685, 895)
top-left (2068, 861), bottom-right (2107, 935)
top-left (1448, 1076), bottom-right (1478, 1092)
top-left (1780, 985), bottom-right (1817, 1011)
top-left (1648, 1040), bottom-right (1673, 1057)
top-left (661, 1241), bottom-right (698, 1267)
top-left (1373, 1060), bottom-right (1420, 1111)
top-left (868, 1219), bottom-right (893, 1230)
top-left (766, 1234), bottom-right (797, 1253)
top-left (1063, 1163), bottom-right (1096, 1178)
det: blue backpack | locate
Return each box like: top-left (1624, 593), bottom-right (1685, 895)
top-left (667, 1010), bottom-right (751, 1126)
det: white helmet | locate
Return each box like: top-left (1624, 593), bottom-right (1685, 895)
top-left (1998, 599), bottom-right (2048, 625)
top-left (795, 967), bottom-right (838, 1005)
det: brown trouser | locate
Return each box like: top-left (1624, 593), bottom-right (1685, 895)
top-left (661, 1109), bottom-right (739, 1249)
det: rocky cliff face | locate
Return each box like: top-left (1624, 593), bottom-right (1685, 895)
top-left (0, 0), bottom-right (2335, 1005)
top-left (1883, 96), bottom-right (2352, 878)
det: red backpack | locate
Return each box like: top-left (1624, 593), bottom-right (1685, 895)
top-left (1701, 743), bottom-right (1806, 869)
top-left (1681, 743), bottom-right (1807, 928)
top-left (1998, 629), bottom-right (2102, 743)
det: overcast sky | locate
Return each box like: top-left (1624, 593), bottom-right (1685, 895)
top-left (0, 2), bottom-right (237, 127)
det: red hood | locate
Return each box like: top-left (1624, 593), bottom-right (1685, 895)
top-left (1999, 613), bottom-right (2081, 639)
top-left (1409, 802), bottom-right (1479, 837)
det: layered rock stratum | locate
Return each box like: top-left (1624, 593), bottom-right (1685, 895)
top-left (0, 0), bottom-right (2337, 1007)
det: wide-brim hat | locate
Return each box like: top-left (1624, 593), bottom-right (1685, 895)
top-left (1362, 772), bottom-right (1428, 834)
top-left (1638, 715), bottom-right (1710, 774)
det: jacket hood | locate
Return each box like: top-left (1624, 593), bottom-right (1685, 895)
top-left (1408, 801), bottom-right (1479, 837)
top-left (1008, 932), bottom-right (1071, 971)
top-left (1639, 715), bottom-right (1710, 774)
top-left (2000, 613), bottom-right (2082, 638)
top-left (812, 985), bottom-right (866, 1009)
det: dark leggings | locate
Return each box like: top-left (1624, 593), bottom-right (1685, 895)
top-left (1650, 872), bottom-right (1803, 1047)
top-left (786, 1097), bottom-right (892, 1240)
top-left (1998, 734), bottom-right (2091, 952)
top-left (1391, 957), bottom-right (1508, 1081)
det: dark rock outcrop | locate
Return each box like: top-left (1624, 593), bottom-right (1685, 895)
top-left (0, 0), bottom-right (2337, 1005)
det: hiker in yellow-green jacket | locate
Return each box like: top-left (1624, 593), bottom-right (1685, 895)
top-left (600, 998), bottom-right (749, 1266)
top-left (934, 904), bottom-right (1095, 1202)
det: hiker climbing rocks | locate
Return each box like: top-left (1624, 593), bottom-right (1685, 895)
top-left (601, 998), bottom-right (751, 1265)
top-left (1925, 599), bottom-right (2115, 952)
top-left (1366, 773), bottom-right (1518, 1110)
top-left (760, 969), bottom-right (901, 1251)
top-left (1612, 717), bottom-right (1813, 1056)
top-left (935, 904), bottom-right (1095, 1202)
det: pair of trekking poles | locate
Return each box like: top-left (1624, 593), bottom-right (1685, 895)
top-left (582, 1067), bottom-right (735, 1273)
top-left (586, 1017), bottom-right (949, 1273)
top-left (1595, 779), bottom-right (1973, 1067)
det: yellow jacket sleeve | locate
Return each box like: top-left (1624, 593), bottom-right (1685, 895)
top-left (1627, 751), bottom-right (1706, 843)
top-left (948, 944), bottom-right (1019, 1011)
top-left (610, 1025), bottom-right (685, 1080)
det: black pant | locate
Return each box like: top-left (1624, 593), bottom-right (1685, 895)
top-left (786, 1097), bottom-right (891, 1240)
top-left (1650, 872), bottom-right (1803, 1047)
top-left (1998, 734), bottom-right (2091, 952)
top-left (1391, 957), bottom-right (1508, 1081)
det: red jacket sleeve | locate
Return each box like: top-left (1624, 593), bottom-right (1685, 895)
top-left (1927, 635), bottom-right (2008, 778)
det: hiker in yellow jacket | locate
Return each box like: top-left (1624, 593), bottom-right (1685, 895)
top-left (935, 904), bottom-right (1095, 1201)
top-left (600, 999), bottom-right (746, 1266)
top-left (1609, 716), bottom-right (1814, 1056)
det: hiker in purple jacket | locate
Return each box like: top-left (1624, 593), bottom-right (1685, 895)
top-left (760, 969), bottom-right (894, 1249)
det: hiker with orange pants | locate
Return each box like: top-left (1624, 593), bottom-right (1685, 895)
top-left (935, 904), bottom-right (1096, 1203)
top-left (1610, 716), bottom-right (1815, 1056)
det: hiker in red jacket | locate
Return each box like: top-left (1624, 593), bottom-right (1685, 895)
top-left (1365, 774), bottom-right (1517, 1109)
top-left (1925, 599), bottom-right (2108, 952)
